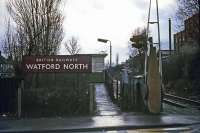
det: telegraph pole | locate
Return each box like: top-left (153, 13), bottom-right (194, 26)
top-left (169, 18), bottom-right (172, 54)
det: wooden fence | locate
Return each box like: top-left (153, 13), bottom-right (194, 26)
top-left (105, 70), bottom-right (147, 112)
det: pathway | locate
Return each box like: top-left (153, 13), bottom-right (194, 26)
top-left (95, 83), bottom-right (121, 116)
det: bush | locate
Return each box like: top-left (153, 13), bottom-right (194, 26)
top-left (163, 45), bottom-right (200, 97)
top-left (22, 73), bottom-right (90, 117)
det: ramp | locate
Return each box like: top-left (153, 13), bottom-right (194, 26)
top-left (95, 84), bottom-right (121, 116)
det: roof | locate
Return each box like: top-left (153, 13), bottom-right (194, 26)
top-left (76, 54), bottom-right (108, 57)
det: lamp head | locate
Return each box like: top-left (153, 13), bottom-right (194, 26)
top-left (97, 38), bottom-right (108, 43)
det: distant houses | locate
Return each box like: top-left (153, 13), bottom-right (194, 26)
top-left (161, 13), bottom-right (199, 62)
top-left (174, 13), bottom-right (199, 53)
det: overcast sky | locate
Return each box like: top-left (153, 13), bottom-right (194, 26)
top-left (0, 0), bottom-right (178, 63)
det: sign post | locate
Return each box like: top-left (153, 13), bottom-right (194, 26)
top-left (18, 80), bottom-right (23, 119)
top-left (89, 83), bottom-right (95, 114)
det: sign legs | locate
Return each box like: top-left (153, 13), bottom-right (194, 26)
top-left (17, 80), bottom-right (23, 119)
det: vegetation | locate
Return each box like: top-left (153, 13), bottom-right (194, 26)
top-left (128, 27), bottom-right (147, 75)
top-left (3, 0), bottom-right (64, 61)
top-left (176, 0), bottom-right (199, 45)
top-left (22, 73), bottom-right (93, 117)
top-left (64, 36), bottom-right (81, 55)
top-left (21, 72), bottom-right (105, 117)
top-left (129, 27), bottom-right (147, 56)
top-left (169, 0), bottom-right (200, 98)
top-left (163, 45), bottom-right (200, 97)
top-left (176, 0), bottom-right (199, 26)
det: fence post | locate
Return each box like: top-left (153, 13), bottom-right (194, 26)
top-left (18, 80), bottom-right (23, 119)
top-left (120, 79), bottom-right (123, 108)
top-left (116, 80), bottom-right (119, 101)
top-left (130, 78), bottom-right (132, 108)
top-left (111, 79), bottom-right (114, 100)
top-left (89, 83), bottom-right (94, 114)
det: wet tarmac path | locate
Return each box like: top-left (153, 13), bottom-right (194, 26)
top-left (95, 84), bottom-right (121, 116)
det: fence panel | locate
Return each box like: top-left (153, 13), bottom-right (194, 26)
top-left (0, 78), bottom-right (19, 115)
top-left (104, 70), bottom-right (147, 112)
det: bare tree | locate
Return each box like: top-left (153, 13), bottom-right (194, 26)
top-left (65, 37), bottom-right (81, 55)
top-left (2, 19), bottom-right (14, 58)
top-left (6, 0), bottom-right (64, 57)
top-left (176, 0), bottom-right (199, 45)
top-left (176, 0), bottom-right (199, 23)
top-left (2, 19), bottom-right (21, 60)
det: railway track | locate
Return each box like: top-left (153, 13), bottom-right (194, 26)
top-left (163, 93), bottom-right (200, 109)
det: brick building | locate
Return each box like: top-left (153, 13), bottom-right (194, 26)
top-left (174, 13), bottom-right (199, 53)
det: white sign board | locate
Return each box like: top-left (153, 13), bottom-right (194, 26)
top-left (92, 57), bottom-right (105, 72)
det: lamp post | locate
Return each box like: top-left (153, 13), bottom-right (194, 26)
top-left (97, 38), bottom-right (112, 68)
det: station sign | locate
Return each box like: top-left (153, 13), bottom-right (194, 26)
top-left (22, 55), bottom-right (92, 73)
